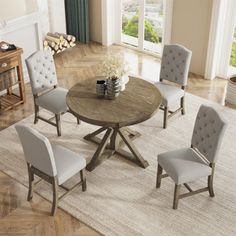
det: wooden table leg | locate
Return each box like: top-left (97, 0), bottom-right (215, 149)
top-left (86, 128), bottom-right (114, 171)
top-left (84, 126), bottom-right (140, 147)
top-left (110, 128), bottom-right (121, 150)
top-left (84, 127), bottom-right (108, 145)
top-left (117, 129), bottom-right (149, 168)
top-left (85, 126), bottom-right (149, 171)
top-left (118, 128), bottom-right (141, 149)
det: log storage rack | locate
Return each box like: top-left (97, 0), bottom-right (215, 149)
top-left (43, 32), bottom-right (76, 55)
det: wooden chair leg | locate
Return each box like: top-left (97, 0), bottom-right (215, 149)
top-left (208, 175), bottom-right (215, 197)
top-left (163, 106), bottom-right (168, 129)
top-left (80, 169), bottom-right (87, 192)
top-left (173, 184), bottom-right (181, 209)
top-left (208, 163), bottom-right (215, 197)
top-left (51, 178), bottom-right (58, 216)
top-left (181, 96), bottom-right (185, 115)
top-left (156, 164), bottom-right (163, 188)
top-left (34, 104), bottom-right (39, 124)
top-left (27, 163), bottom-right (34, 201)
top-left (55, 114), bottom-right (61, 136)
top-left (77, 117), bottom-right (80, 125)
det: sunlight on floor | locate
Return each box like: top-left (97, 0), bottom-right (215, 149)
top-left (123, 49), bottom-right (161, 82)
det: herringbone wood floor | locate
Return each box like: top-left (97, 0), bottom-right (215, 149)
top-left (0, 42), bottom-right (229, 235)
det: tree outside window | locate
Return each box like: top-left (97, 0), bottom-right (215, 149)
top-left (123, 14), bottom-right (160, 43)
top-left (230, 26), bottom-right (236, 67)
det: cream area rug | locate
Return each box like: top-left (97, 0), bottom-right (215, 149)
top-left (0, 93), bottom-right (236, 236)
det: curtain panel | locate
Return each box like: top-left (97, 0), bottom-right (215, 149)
top-left (65, 0), bottom-right (89, 44)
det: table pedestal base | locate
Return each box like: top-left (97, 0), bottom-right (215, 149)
top-left (84, 127), bottom-right (149, 171)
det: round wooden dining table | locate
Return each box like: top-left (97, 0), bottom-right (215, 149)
top-left (66, 76), bottom-right (162, 171)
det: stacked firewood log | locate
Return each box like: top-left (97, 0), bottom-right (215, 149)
top-left (43, 32), bottom-right (76, 55)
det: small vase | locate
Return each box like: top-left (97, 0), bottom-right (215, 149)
top-left (107, 77), bottom-right (121, 99)
top-left (96, 80), bottom-right (106, 98)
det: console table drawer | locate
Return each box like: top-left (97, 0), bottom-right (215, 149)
top-left (0, 56), bottom-right (18, 73)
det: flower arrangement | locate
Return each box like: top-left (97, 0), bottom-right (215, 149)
top-left (100, 54), bottom-right (130, 79)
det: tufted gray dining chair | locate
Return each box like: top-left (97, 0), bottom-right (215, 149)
top-left (156, 105), bottom-right (227, 209)
top-left (26, 50), bottom-right (79, 136)
top-left (15, 124), bottom-right (87, 216)
top-left (155, 44), bottom-right (192, 128)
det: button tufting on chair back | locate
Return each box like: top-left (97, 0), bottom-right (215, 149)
top-left (191, 105), bottom-right (227, 163)
top-left (26, 50), bottom-right (58, 95)
top-left (160, 44), bottom-right (192, 86)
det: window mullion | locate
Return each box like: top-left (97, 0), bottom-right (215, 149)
top-left (138, 0), bottom-right (145, 50)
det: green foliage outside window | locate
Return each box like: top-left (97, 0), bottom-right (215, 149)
top-left (122, 16), bottom-right (129, 29)
top-left (230, 26), bottom-right (236, 67)
top-left (144, 19), bottom-right (159, 43)
top-left (123, 15), bottom-right (159, 44)
top-left (230, 42), bottom-right (236, 67)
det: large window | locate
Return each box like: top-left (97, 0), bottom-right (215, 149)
top-left (230, 25), bottom-right (236, 68)
top-left (229, 23), bottom-right (236, 75)
top-left (122, 0), bottom-right (139, 47)
top-left (122, 0), bottom-right (164, 54)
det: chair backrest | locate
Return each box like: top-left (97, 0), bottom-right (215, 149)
top-left (25, 50), bottom-right (58, 95)
top-left (191, 105), bottom-right (227, 163)
top-left (160, 44), bottom-right (192, 86)
top-left (15, 124), bottom-right (57, 177)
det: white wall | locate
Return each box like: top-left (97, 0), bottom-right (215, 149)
top-left (0, 0), bottom-right (67, 80)
top-left (101, 0), bottom-right (122, 46)
top-left (0, 13), bottom-right (43, 80)
top-left (25, 0), bottom-right (38, 13)
top-left (0, 0), bottom-right (66, 35)
top-left (89, 0), bottom-right (121, 45)
top-left (89, 0), bottom-right (102, 43)
top-left (171, 0), bottom-right (213, 76)
top-left (2, 21), bottom-right (40, 61)
top-left (0, 0), bottom-right (45, 80)
top-left (36, 0), bottom-right (50, 37)
top-left (36, 0), bottom-right (66, 35)
top-left (0, 0), bottom-right (38, 21)
top-left (48, 0), bottom-right (66, 33)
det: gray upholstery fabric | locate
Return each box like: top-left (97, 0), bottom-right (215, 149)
top-left (35, 87), bottom-right (68, 114)
top-left (52, 144), bottom-right (86, 185)
top-left (26, 50), bottom-right (58, 95)
top-left (158, 148), bottom-right (212, 184)
top-left (191, 105), bottom-right (227, 163)
top-left (157, 105), bottom-right (227, 185)
top-left (15, 125), bottom-right (86, 185)
top-left (155, 82), bottom-right (185, 106)
top-left (15, 124), bottom-right (57, 177)
top-left (159, 44), bottom-right (192, 86)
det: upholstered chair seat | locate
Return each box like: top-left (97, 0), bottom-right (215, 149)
top-left (15, 124), bottom-right (87, 216)
top-left (155, 82), bottom-right (185, 106)
top-left (26, 50), bottom-right (79, 136)
top-left (155, 44), bottom-right (192, 128)
top-left (52, 144), bottom-right (86, 185)
top-left (156, 105), bottom-right (227, 209)
top-left (35, 87), bottom-right (68, 114)
top-left (158, 148), bottom-right (212, 185)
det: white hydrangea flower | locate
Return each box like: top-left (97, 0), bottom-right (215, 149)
top-left (99, 54), bottom-right (130, 79)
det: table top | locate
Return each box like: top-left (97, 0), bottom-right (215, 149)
top-left (66, 77), bottom-right (162, 127)
top-left (0, 41), bottom-right (22, 60)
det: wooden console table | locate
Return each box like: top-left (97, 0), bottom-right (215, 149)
top-left (0, 42), bottom-right (25, 112)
